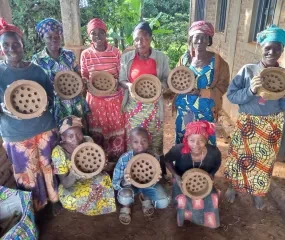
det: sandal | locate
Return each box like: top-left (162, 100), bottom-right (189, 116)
top-left (139, 194), bottom-right (155, 217)
top-left (119, 207), bottom-right (131, 225)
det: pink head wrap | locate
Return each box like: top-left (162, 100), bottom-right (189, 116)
top-left (87, 18), bottom-right (107, 35)
top-left (188, 21), bottom-right (214, 37)
top-left (181, 120), bottom-right (215, 154)
top-left (0, 18), bottom-right (23, 39)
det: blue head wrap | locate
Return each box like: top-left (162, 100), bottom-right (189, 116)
top-left (256, 25), bottom-right (285, 46)
top-left (35, 18), bottom-right (63, 38)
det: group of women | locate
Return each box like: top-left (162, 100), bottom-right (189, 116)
top-left (0, 15), bottom-right (285, 230)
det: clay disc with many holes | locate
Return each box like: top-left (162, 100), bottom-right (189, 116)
top-left (4, 80), bottom-right (47, 119)
top-left (181, 168), bottom-right (213, 200)
top-left (168, 66), bottom-right (195, 94)
top-left (258, 67), bottom-right (285, 100)
top-left (71, 142), bottom-right (106, 178)
top-left (125, 153), bottom-right (162, 188)
top-left (131, 74), bottom-right (161, 103)
top-left (87, 71), bottom-right (116, 96)
top-left (54, 71), bottom-right (83, 100)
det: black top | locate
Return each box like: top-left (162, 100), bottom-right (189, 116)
top-left (164, 144), bottom-right (222, 177)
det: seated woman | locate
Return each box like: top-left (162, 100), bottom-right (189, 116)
top-left (164, 121), bottom-right (221, 228)
top-left (112, 127), bottom-right (169, 225)
top-left (32, 18), bottom-right (89, 131)
top-left (224, 25), bottom-right (285, 210)
top-left (51, 116), bottom-right (116, 216)
top-left (0, 18), bottom-right (58, 211)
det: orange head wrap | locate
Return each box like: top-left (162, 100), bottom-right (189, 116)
top-left (0, 18), bottom-right (23, 39)
top-left (87, 18), bottom-right (107, 35)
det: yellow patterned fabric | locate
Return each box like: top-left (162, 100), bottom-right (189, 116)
top-left (224, 113), bottom-right (284, 196)
top-left (51, 146), bottom-right (116, 215)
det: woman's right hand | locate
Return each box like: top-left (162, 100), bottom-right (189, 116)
top-left (123, 173), bottom-right (132, 186)
top-left (174, 174), bottom-right (182, 191)
top-left (0, 103), bottom-right (21, 120)
top-left (70, 168), bottom-right (87, 180)
top-left (250, 75), bottom-right (263, 94)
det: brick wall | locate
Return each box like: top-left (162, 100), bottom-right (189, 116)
top-left (190, 0), bottom-right (285, 121)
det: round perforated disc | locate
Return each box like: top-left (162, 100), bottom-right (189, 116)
top-left (131, 74), bottom-right (162, 103)
top-left (71, 142), bottom-right (106, 178)
top-left (260, 67), bottom-right (285, 93)
top-left (181, 168), bottom-right (213, 200)
top-left (4, 80), bottom-right (48, 119)
top-left (87, 71), bottom-right (116, 96)
top-left (168, 66), bottom-right (195, 94)
top-left (125, 153), bottom-right (162, 188)
top-left (54, 71), bottom-right (83, 100)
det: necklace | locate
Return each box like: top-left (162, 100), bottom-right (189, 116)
top-left (191, 150), bottom-right (205, 169)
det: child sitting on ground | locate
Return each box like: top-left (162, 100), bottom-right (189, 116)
top-left (112, 127), bottom-right (169, 225)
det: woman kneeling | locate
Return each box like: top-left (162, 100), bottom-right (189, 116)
top-left (164, 121), bottom-right (221, 228)
top-left (51, 116), bottom-right (116, 216)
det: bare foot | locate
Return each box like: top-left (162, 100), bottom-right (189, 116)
top-left (252, 196), bottom-right (265, 210)
top-left (225, 187), bottom-right (236, 203)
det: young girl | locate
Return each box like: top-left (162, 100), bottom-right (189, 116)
top-left (51, 116), bottom-right (116, 216)
top-left (112, 127), bottom-right (169, 225)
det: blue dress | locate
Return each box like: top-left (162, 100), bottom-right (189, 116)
top-left (175, 53), bottom-right (216, 145)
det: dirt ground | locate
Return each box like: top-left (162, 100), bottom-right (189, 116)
top-left (38, 98), bottom-right (285, 240)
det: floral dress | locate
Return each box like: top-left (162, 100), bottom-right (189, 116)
top-left (51, 145), bottom-right (116, 216)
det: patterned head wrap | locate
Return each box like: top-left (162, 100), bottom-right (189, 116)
top-left (59, 116), bottom-right (83, 134)
top-left (188, 21), bottom-right (214, 37)
top-left (257, 25), bottom-right (285, 46)
top-left (35, 18), bottom-right (63, 38)
top-left (133, 22), bottom-right (152, 36)
top-left (181, 120), bottom-right (215, 154)
top-left (87, 18), bottom-right (107, 35)
top-left (0, 18), bottom-right (23, 39)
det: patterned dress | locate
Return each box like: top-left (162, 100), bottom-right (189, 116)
top-left (4, 130), bottom-right (58, 211)
top-left (80, 44), bottom-right (125, 161)
top-left (175, 54), bottom-right (216, 145)
top-left (51, 145), bottom-right (116, 216)
top-left (32, 47), bottom-right (89, 126)
top-left (125, 55), bottom-right (163, 156)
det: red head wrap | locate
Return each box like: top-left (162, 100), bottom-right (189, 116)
top-left (181, 120), bottom-right (215, 154)
top-left (87, 18), bottom-right (107, 35)
top-left (0, 18), bottom-right (23, 39)
top-left (188, 21), bottom-right (214, 37)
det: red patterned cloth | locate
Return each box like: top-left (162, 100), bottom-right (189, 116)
top-left (0, 18), bottom-right (23, 38)
top-left (181, 120), bottom-right (215, 154)
top-left (87, 18), bottom-right (107, 35)
top-left (188, 21), bottom-right (214, 37)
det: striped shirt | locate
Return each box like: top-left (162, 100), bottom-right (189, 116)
top-left (80, 44), bottom-right (121, 79)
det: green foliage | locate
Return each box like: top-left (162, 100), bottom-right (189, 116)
top-left (9, 0), bottom-right (189, 68)
top-left (9, 0), bottom-right (61, 59)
